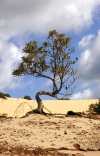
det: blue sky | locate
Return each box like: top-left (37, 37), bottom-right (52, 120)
top-left (0, 0), bottom-right (100, 100)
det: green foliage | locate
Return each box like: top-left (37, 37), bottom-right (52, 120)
top-left (4, 93), bottom-right (11, 98)
top-left (12, 30), bottom-right (76, 77)
top-left (12, 30), bottom-right (78, 99)
top-left (0, 92), bottom-right (11, 99)
top-left (24, 95), bottom-right (32, 100)
top-left (89, 99), bottom-right (100, 114)
top-left (0, 92), bottom-right (7, 99)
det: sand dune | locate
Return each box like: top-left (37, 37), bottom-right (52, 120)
top-left (0, 98), bottom-right (98, 117)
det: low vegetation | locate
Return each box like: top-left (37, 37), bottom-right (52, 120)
top-left (88, 99), bottom-right (100, 114)
top-left (0, 92), bottom-right (11, 99)
top-left (24, 95), bottom-right (32, 100)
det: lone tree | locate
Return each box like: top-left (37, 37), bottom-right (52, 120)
top-left (12, 30), bottom-right (78, 114)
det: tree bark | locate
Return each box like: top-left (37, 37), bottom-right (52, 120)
top-left (35, 92), bottom-right (44, 114)
top-left (33, 90), bottom-right (56, 114)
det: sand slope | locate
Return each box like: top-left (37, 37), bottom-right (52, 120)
top-left (0, 98), bottom-right (98, 117)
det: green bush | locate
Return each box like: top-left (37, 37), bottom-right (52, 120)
top-left (4, 93), bottom-right (11, 98)
top-left (24, 95), bottom-right (32, 100)
top-left (0, 92), bottom-right (7, 99)
top-left (89, 99), bottom-right (100, 114)
top-left (0, 92), bottom-right (11, 99)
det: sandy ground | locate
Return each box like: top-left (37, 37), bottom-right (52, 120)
top-left (0, 98), bottom-right (100, 155)
top-left (0, 113), bottom-right (100, 156)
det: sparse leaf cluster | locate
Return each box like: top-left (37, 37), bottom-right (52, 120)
top-left (89, 99), bottom-right (100, 114)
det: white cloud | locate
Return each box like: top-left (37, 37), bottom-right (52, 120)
top-left (0, 39), bottom-right (23, 90)
top-left (71, 89), bottom-right (93, 99)
top-left (78, 30), bottom-right (100, 81)
top-left (71, 82), bottom-right (100, 99)
top-left (0, 39), bottom-right (34, 91)
top-left (78, 34), bottom-right (95, 48)
top-left (74, 30), bottom-right (100, 99)
top-left (0, 0), bottom-right (100, 39)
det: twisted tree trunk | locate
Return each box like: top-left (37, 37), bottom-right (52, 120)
top-left (33, 90), bottom-right (57, 114)
top-left (35, 93), bottom-right (44, 114)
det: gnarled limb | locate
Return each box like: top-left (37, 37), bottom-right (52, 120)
top-left (34, 90), bottom-right (57, 114)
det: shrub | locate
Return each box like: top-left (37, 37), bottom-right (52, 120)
top-left (0, 92), bottom-right (11, 99)
top-left (0, 92), bottom-right (7, 99)
top-left (88, 99), bottom-right (100, 114)
top-left (4, 93), bottom-right (11, 98)
top-left (24, 95), bottom-right (32, 100)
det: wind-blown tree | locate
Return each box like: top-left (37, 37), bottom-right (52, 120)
top-left (12, 30), bottom-right (78, 114)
